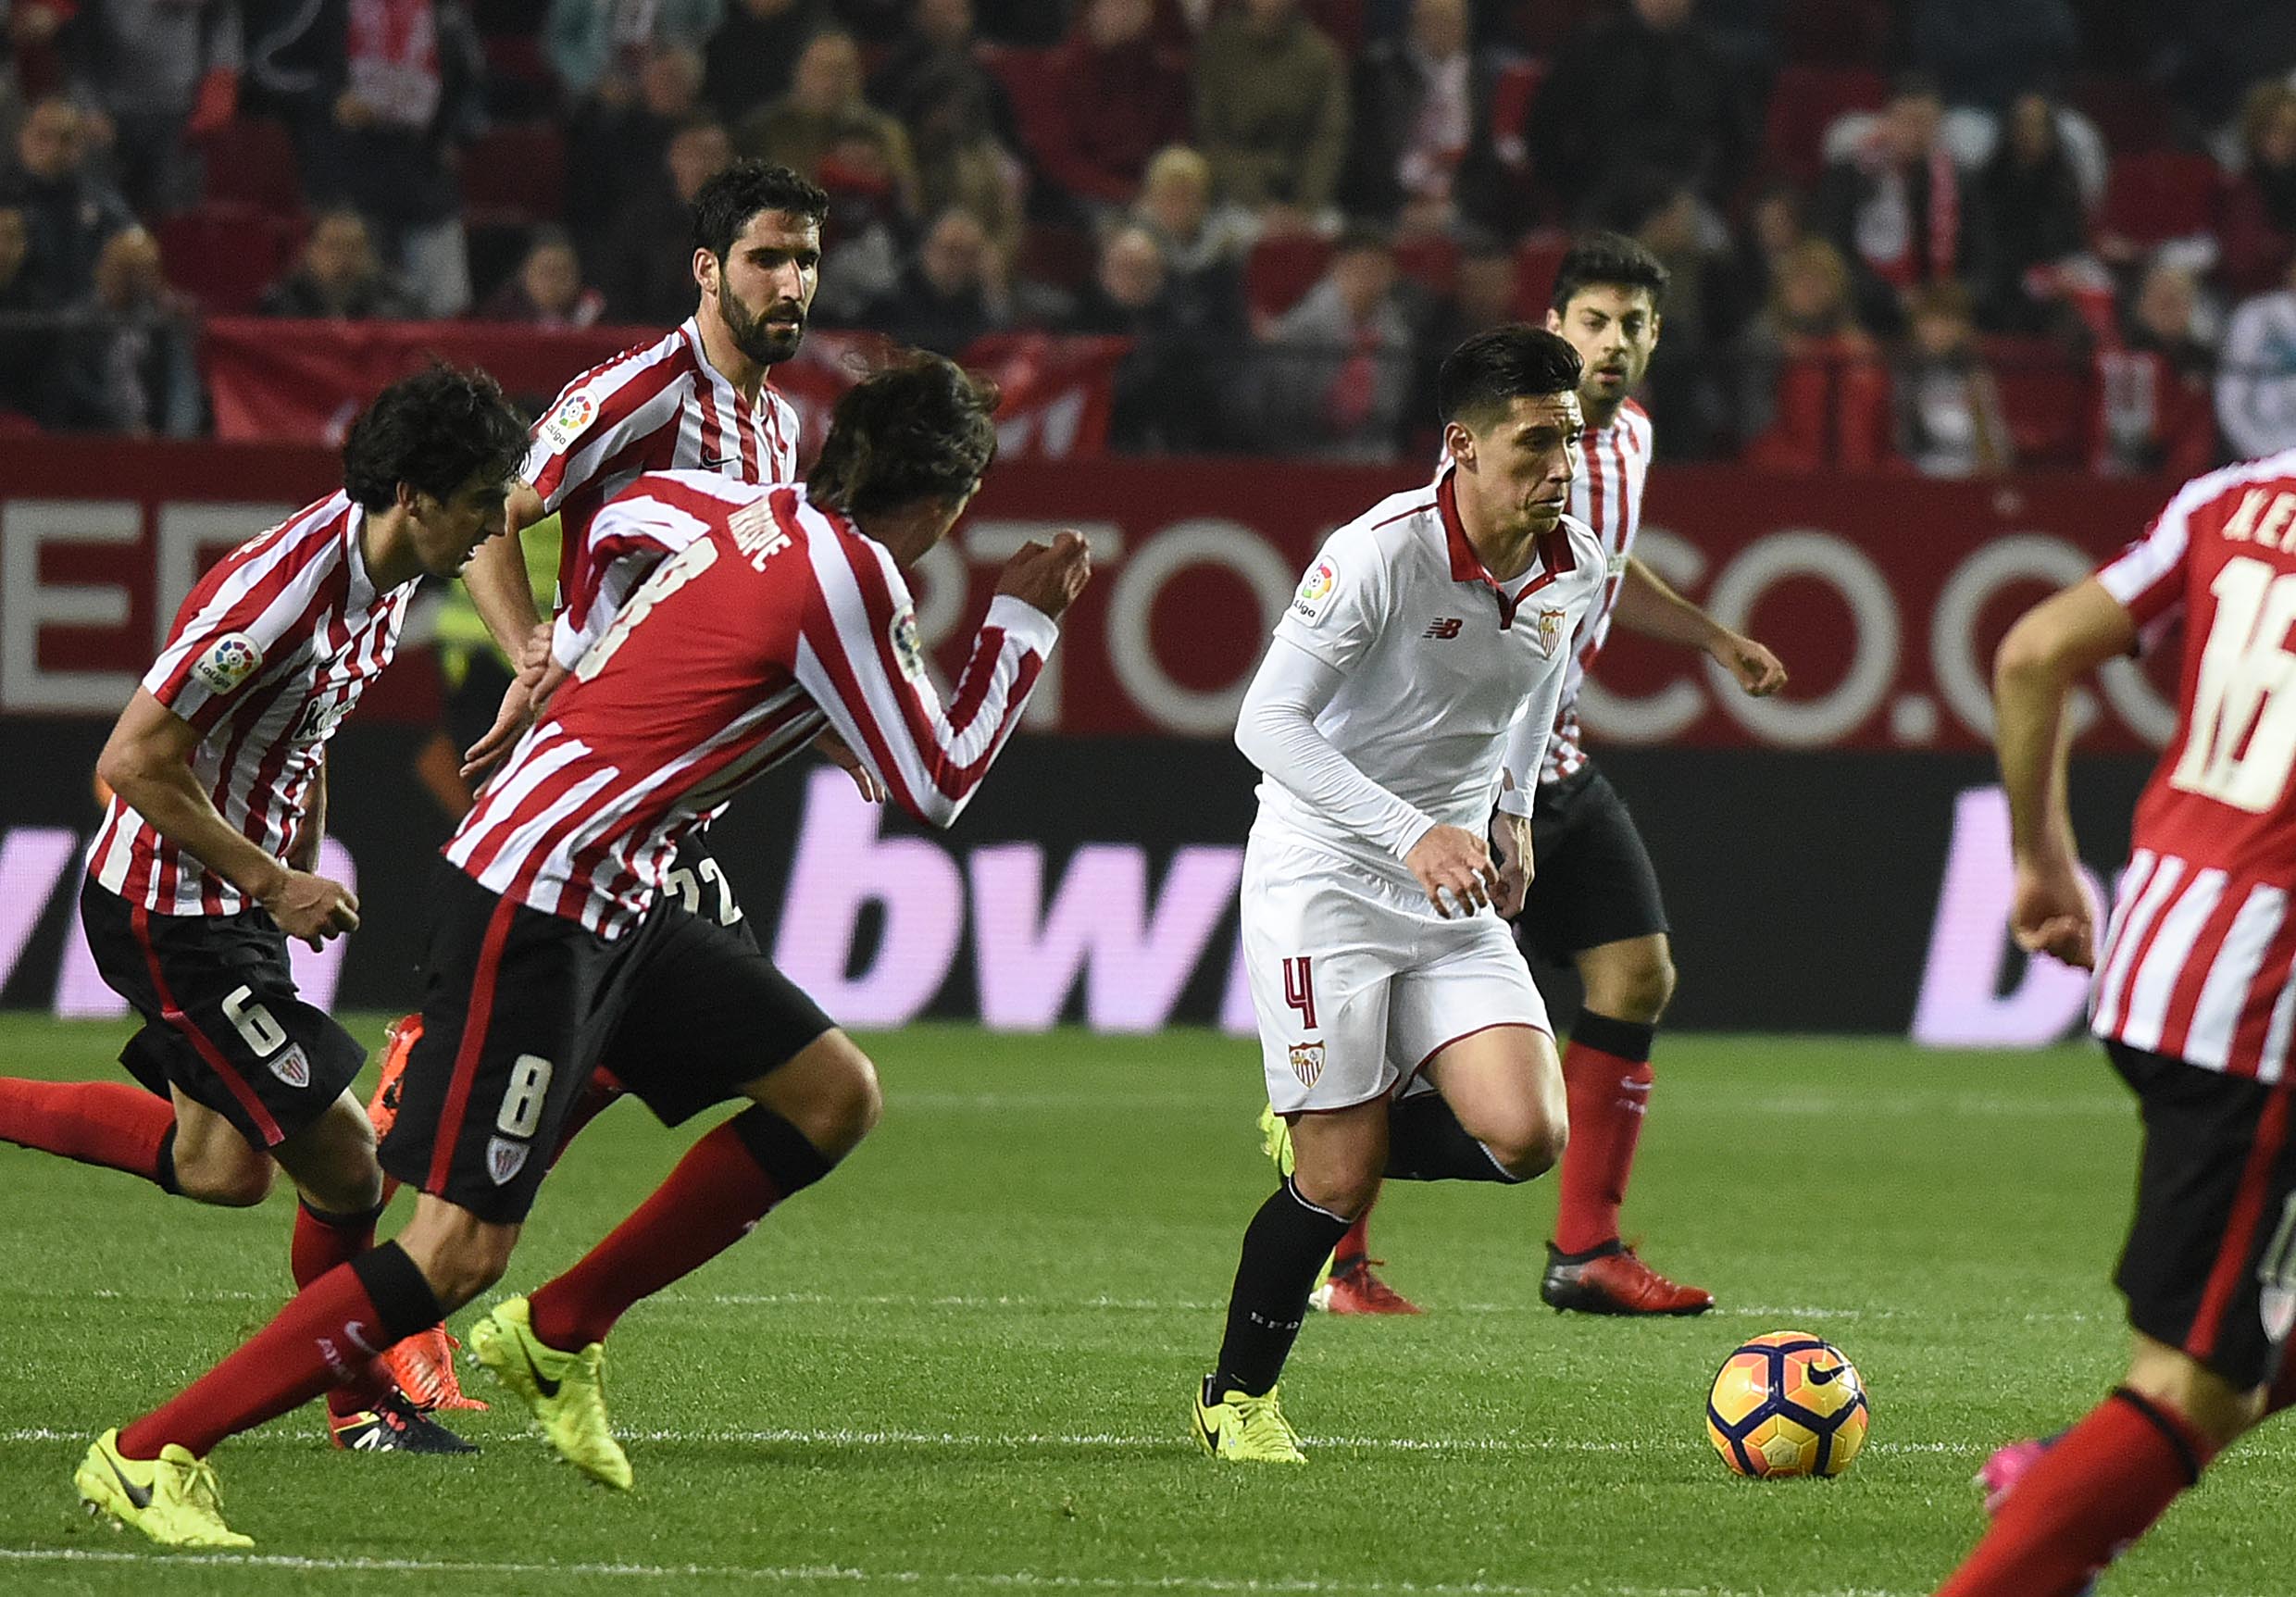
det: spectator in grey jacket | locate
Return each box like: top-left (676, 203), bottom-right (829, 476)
top-left (1256, 224), bottom-right (1413, 462)
top-left (66, 0), bottom-right (243, 215)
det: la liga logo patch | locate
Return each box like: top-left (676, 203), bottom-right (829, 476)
top-left (538, 389), bottom-right (599, 453)
top-left (1292, 557), bottom-right (1341, 625)
top-left (191, 632), bottom-right (264, 695)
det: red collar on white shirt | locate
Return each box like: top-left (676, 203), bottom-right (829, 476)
top-left (1437, 468), bottom-right (1576, 630)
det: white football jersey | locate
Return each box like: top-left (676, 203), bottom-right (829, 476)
top-left (1252, 466), bottom-right (1607, 884)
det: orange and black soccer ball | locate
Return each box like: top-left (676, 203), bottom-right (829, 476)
top-left (1706, 1330), bottom-right (1870, 1478)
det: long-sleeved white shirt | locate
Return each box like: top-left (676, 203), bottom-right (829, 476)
top-left (1237, 469), bottom-right (1606, 887)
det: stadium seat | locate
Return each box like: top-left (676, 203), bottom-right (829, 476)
top-left (1776, 0), bottom-right (1890, 65)
top-left (1763, 65), bottom-right (1887, 187)
top-left (1016, 223), bottom-right (1096, 293)
top-left (462, 122), bottom-right (567, 228)
top-left (1984, 336), bottom-right (2090, 469)
top-left (1247, 233), bottom-right (1332, 318)
top-left (156, 204), bottom-right (304, 315)
top-left (1510, 231), bottom-right (1569, 318)
top-left (2071, 73), bottom-right (2171, 157)
top-left (1505, 0), bottom-right (1599, 56)
top-left (194, 118), bottom-right (303, 215)
top-left (1395, 233), bottom-right (1457, 297)
top-left (2098, 151), bottom-right (2223, 248)
top-left (978, 44), bottom-right (1063, 171)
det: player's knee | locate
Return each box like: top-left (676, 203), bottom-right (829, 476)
top-left (1606, 954), bottom-right (1675, 1025)
top-left (178, 1146), bottom-right (275, 1207)
top-left (753, 1031), bottom-right (881, 1159)
top-left (1479, 1106), bottom-right (1567, 1182)
top-left (2126, 1343), bottom-right (2265, 1448)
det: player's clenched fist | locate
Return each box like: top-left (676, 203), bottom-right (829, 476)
top-left (2010, 854), bottom-right (2095, 970)
top-left (995, 530), bottom-right (1092, 618)
top-left (262, 868), bottom-right (361, 948)
top-left (1406, 824), bottom-right (1503, 918)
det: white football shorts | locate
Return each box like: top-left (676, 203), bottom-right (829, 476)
top-left (1241, 829), bottom-right (1553, 1115)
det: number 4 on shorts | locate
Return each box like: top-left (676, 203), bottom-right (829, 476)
top-left (1282, 956), bottom-right (1317, 1031)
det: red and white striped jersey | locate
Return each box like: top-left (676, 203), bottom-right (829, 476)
top-left (1543, 399), bottom-right (1653, 783)
top-left (87, 493), bottom-right (410, 917)
top-left (449, 473), bottom-right (1057, 936)
top-left (522, 317), bottom-right (800, 624)
top-left (2090, 449), bottom-right (2296, 1080)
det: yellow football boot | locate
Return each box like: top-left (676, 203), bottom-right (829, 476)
top-left (468, 1295), bottom-right (631, 1489)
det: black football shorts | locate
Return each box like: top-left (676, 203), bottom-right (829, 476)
top-left (379, 863), bottom-right (831, 1223)
top-left (2109, 1039), bottom-right (2296, 1391)
top-left (1513, 763), bottom-right (1671, 966)
top-left (78, 876), bottom-right (367, 1150)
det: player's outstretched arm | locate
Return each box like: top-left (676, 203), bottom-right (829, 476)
top-left (1992, 578), bottom-right (2136, 970)
top-left (97, 691), bottom-right (358, 946)
top-left (1613, 555), bottom-right (1787, 695)
top-left (796, 533), bottom-right (1090, 830)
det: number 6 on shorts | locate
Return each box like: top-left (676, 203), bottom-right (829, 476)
top-left (497, 1054), bottom-right (555, 1138)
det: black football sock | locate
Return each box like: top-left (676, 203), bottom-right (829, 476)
top-left (1211, 1178), bottom-right (1354, 1399)
top-left (1384, 1093), bottom-right (1524, 1183)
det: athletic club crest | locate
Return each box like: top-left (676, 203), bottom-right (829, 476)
top-left (267, 1042), bottom-right (310, 1088)
top-left (486, 1135), bottom-right (530, 1186)
top-left (1533, 606), bottom-right (1566, 658)
top-left (1288, 1042), bottom-right (1325, 1088)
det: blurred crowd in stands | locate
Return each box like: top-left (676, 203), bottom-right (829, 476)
top-left (2, 0), bottom-right (2295, 472)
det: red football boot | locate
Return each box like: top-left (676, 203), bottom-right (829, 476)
top-left (1541, 1241), bottom-right (1713, 1316)
top-left (1315, 1258), bottom-right (1422, 1315)
top-left (368, 1013), bottom-right (421, 1140)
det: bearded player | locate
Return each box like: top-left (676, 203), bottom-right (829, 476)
top-left (1280, 233), bottom-right (1789, 1316)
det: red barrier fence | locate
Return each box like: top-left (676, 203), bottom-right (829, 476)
top-left (0, 440), bottom-right (2180, 752)
top-left (199, 320), bottom-right (1130, 459)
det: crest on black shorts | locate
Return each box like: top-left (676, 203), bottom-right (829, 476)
top-left (268, 1042), bottom-right (310, 1088)
top-left (486, 1135), bottom-right (530, 1186)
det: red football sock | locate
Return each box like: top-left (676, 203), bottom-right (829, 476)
top-left (292, 1202), bottom-right (385, 1417)
top-left (119, 1252), bottom-right (438, 1460)
top-left (529, 1117), bottom-right (780, 1352)
top-left (0, 1079), bottom-right (174, 1187)
top-left (1554, 1019), bottom-right (1654, 1255)
top-left (1332, 1194), bottom-right (1376, 1270)
top-left (1935, 1390), bottom-right (2218, 1597)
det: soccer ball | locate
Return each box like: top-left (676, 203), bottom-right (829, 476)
top-left (1705, 1330), bottom-right (1870, 1479)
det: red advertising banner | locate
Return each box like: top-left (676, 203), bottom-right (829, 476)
top-left (199, 319), bottom-right (1129, 461)
top-left (0, 439), bottom-right (2182, 751)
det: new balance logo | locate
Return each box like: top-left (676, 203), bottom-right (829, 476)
top-left (1423, 618), bottom-right (1464, 640)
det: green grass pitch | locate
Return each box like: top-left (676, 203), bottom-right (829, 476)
top-left (2, 1014), bottom-right (2291, 1596)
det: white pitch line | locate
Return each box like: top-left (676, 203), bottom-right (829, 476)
top-left (0, 1546), bottom-right (1915, 1597)
top-left (0, 1423), bottom-right (1983, 1457)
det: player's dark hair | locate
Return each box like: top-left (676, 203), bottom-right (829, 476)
top-left (341, 364), bottom-right (527, 512)
top-left (1548, 231), bottom-right (1670, 315)
top-left (691, 159), bottom-right (830, 260)
top-left (807, 351), bottom-right (1001, 518)
top-left (1436, 325), bottom-right (1583, 430)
